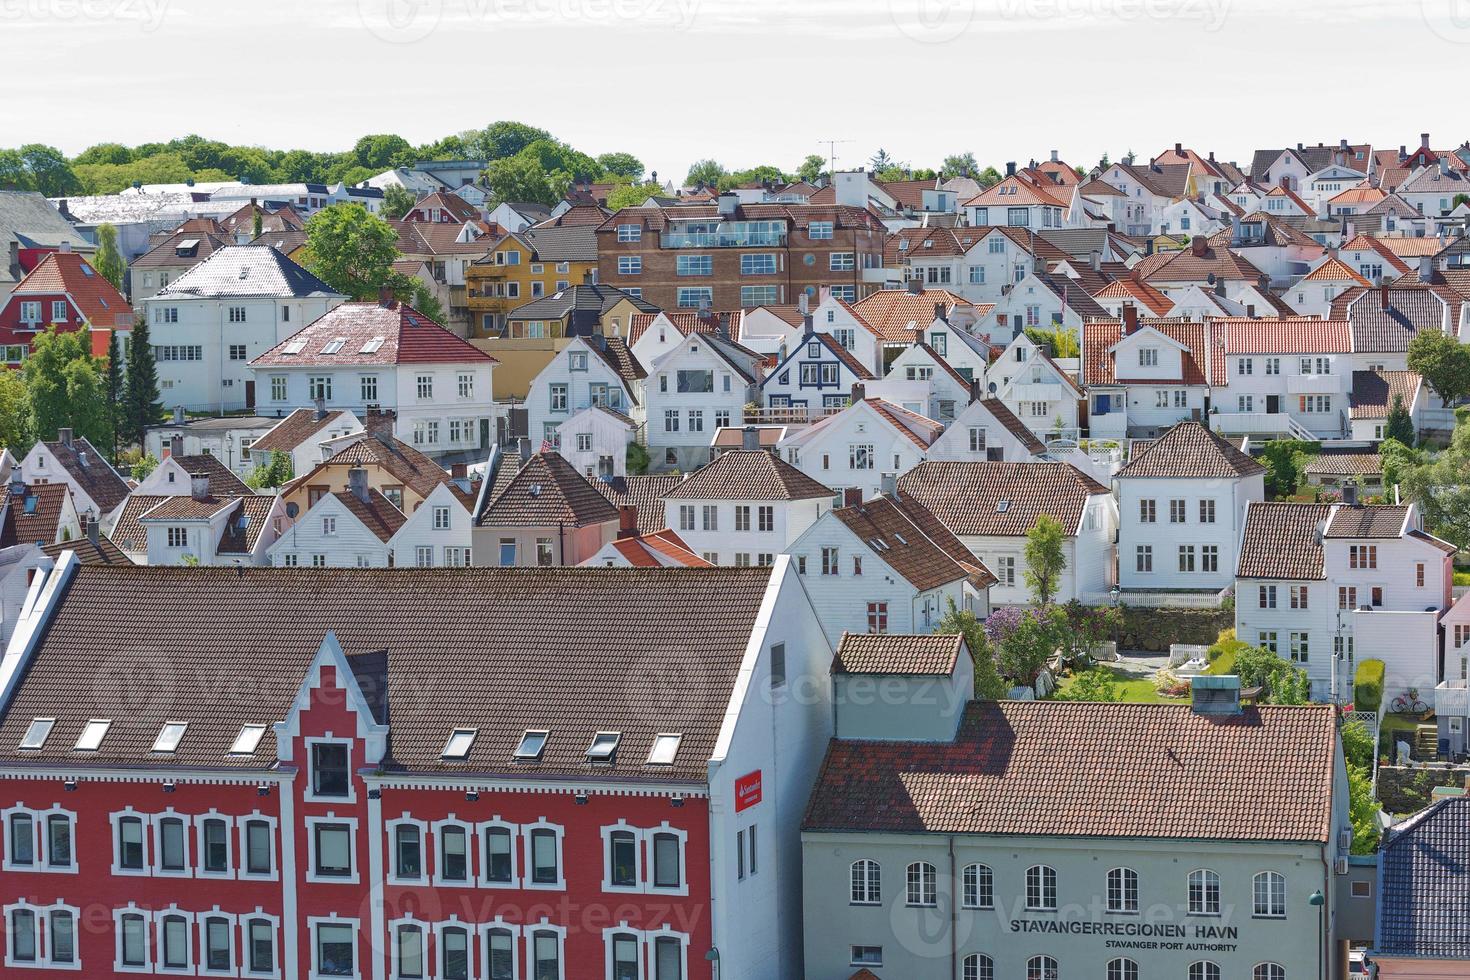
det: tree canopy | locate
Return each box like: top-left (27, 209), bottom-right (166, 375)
top-left (1408, 329), bottom-right (1470, 404)
top-left (302, 203), bottom-right (404, 300)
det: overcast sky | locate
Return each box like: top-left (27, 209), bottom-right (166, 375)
top-left (3, 0), bottom-right (1469, 183)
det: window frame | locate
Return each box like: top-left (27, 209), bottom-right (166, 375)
top-left (308, 915), bottom-right (361, 980)
top-left (197, 810), bottom-right (236, 879)
top-left (304, 737), bottom-right (355, 803)
top-left (305, 815), bottom-right (359, 885)
top-left (522, 819), bottom-right (566, 891)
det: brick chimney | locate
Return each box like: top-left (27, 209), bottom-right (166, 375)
top-left (842, 488), bottom-right (862, 508)
top-left (189, 472), bottom-right (210, 501)
top-left (1191, 236), bottom-right (1208, 257)
top-left (57, 427), bottom-right (73, 449)
top-left (1380, 284), bottom-right (1390, 310)
top-left (1122, 303), bottom-right (1139, 335)
top-left (364, 406), bottom-right (396, 440)
top-left (347, 466), bottom-right (369, 503)
top-left (969, 378), bottom-right (983, 404)
top-left (617, 505), bottom-right (638, 539)
top-left (906, 278), bottom-right (922, 295)
top-left (850, 382), bottom-right (866, 403)
top-left (168, 434), bottom-right (183, 458)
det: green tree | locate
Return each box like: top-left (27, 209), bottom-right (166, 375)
top-left (1347, 762), bottom-right (1380, 854)
top-left (382, 184), bottom-right (417, 219)
top-left (92, 224), bottom-right (126, 292)
top-left (1385, 394), bottom-right (1415, 446)
top-left (470, 121), bottom-right (555, 161)
top-left (0, 149), bottom-right (27, 190)
top-left (934, 598), bottom-right (1008, 700)
top-left (1231, 645), bottom-right (1309, 704)
top-left (1399, 418), bottom-right (1470, 548)
top-left (302, 203), bottom-right (403, 300)
top-left (128, 452), bottom-right (160, 480)
top-left (976, 166), bottom-right (1003, 188)
top-left (1023, 514), bottom-right (1067, 605)
top-left (796, 154), bottom-right (826, 184)
top-left (596, 152), bottom-right (644, 182)
top-left (1024, 326), bottom-right (1079, 358)
top-left (245, 450), bottom-right (294, 489)
top-left (869, 148), bottom-right (895, 172)
top-left (122, 315), bottom-right (164, 449)
top-left (941, 152), bottom-right (978, 179)
top-left (626, 441), bottom-right (650, 476)
top-left (723, 165), bottom-right (789, 191)
top-left (683, 159), bottom-right (726, 189)
top-left (104, 330), bottom-right (124, 457)
top-left (23, 325), bottom-right (109, 447)
top-left (1257, 439), bottom-right (1318, 498)
top-left (1054, 667), bottom-right (1122, 702)
top-left (605, 182), bottom-right (661, 211)
top-left (408, 282), bottom-right (445, 323)
top-left (1408, 329), bottom-right (1470, 404)
top-left (17, 144), bottom-right (80, 196)
top-left (985, 606), bottom-right (1063, 687)
top-left (353, 134), bottom-right (413, 170)
top-left (72, 142), bottom-right (133, 166)
top-left (484, 153), bottom-right (570, 207)
top-left (0, 368), bottom-right (31, 453)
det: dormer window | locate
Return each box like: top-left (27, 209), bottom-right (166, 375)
top-left (152, 722), bottom-right (188, 753)
top-left (75, 718), bottom-right (111, 751)
top-left (1139, 348), bottom-right (1159, 367)
top-left (515, 730), bottom-right (549, 760)
top-left (310, 742), bottom-right (350, 798)
top-left (586, 732), bottom-right (621, 764)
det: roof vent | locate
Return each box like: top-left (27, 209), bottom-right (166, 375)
top-left (1191, 675), bottom-right (1242, 715)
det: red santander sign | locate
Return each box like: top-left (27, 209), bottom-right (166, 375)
top-left (735, 770), bottom-right (762, 812)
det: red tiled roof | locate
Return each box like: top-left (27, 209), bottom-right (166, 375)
top-left (479, 451), bottom-right (619, 527)
top-left (832, 632), bottom-right (964, 675)
top-left (831, 495), bottom-right (992, 592)
top-left (1081, 320), bottom-right (1220, 387)
top-left (1116, 421), bottom-right (1265, 480)
top-left (865, 399), bottom-right (945, 449)
top-left (851, 288), bottom-right (972, 343)
top-left (1092, 278), bottom-right (1175, 316)
top-left (250, 409), bottom-right (354, 454)
top-left (804, 701), bottom-right (1338, 842)
top-left (896, 460), bottom-right (1108, 537)
top-left (1325, 504), bottom-right (1410, 539)
top-left (1217, 317), bottom-right (1353, 354)
top-left (334, 488), bottom-right (407, 542)
top-left (1237, 502), bottom-right (1331, 579)
top-left (1303, 257), bottom-right (1372, 288)
top-left (594, 474), bottom-right (685, 535)
top-left (1350, 370), bottom-right (1421, 420)
top-left (252, 301), bottom-right (495, 367)
top-left (609, 529), bottom-right (710, 568)
top-left (9, 251), bottom-right (131, 329)
top-left (11, 483), bottom-right (71, 545)
top-left (664, 450), bottom-right (833, 501)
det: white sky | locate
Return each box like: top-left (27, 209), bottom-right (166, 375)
top-left (3, 0), bottom-right (1469, 183)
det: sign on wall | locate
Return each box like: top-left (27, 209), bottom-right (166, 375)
top-left (735, 769), bottom-right (762, 812)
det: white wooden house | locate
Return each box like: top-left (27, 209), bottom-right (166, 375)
top-left (553, 404), bottom-right (636, 481)
top-left (759, 330), bottom-right (875, 423)
top-left (926, 397), bottom-right (1047, 462)
top-left (644, 330), bottom-right (763, 471)
top-left (388, 480), bottom-right (474, 567)
top-left (266, 472), bottom-right (405, 568)
top-left (525, 335), bottom-right (646, 453)
top-left (986, 332), bottom-right (1085, 440)
top-left (778, 397), bottom-right (942, 501)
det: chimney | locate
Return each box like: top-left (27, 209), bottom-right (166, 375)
top-left (189, 472), bottom-right (210, 502)
top-left (1420, 255), bottom-right (1434, 283)
top-left (517, 436), bottom-right (533, 465)
top-left (1122, 303), bottom-right (1139, 335)
top-left (717, 312), bottom-right (730, 339)
top-left (617, 505), bottom-right (639, 539)
top-left (1191, 236), bottom-right (1208, 257)
top-left (582, 270), bottom-right (595, 285)
top-left (842, 488), bottom-right (863, 508)
top-left (1214, 279), bottom-right (1226, 298)
top-left (1050, 149), bottom-right (1059, 163)
top-left (1005, 161), bottom-right (1016, 177)
top-left (850, 382), bottom-right (866, 403)
top-left (7, 241), bottom-right (17, 272)
top-left (450, 462), bottom-right (467, 480)
top-left (1340, 138), bottom-right (1349, 150)
top-left (1246, 304), bottom-right (1256, 317)
top-left (969, 378), bottom-right (983, 404)
top-left (168, 434), bottom-right (183, 459)
top-left (717, 193), bottom-right (739, 216)
top-left (347, 466), bottom-right (369, 503)
top-left (880, 472), bottom-right (897, 497)
top-left (58, 241), bottom-right (71, 254)
top-left (1190, 675), bottom-right (1242, 716)
top-left (933, 302), bottom-right (947, 323)
top-left (1090, 249), bottom-right (1101, 272)
top-left (912, 324), bottom-right (924, 348)
top-left (802, 313), bottom-right (814, 336)
top-left (1399, 144), bottom-right (1407, 162)
top-left (906, 278), bottom-right (922, 295)
top-left (1441, 156), bottom-right (1451, 177)
top-left (86, 512), bottom-right (99, 545)
top-left (1343, 482), bottom-right (1359, 507)
top-left (1380, 283), bottom-right (1390, 310)
top-left (8, 467), bottom-right (23, 498)
top-left (58, 427), bottom-right (72, 449)
top-left (364, 406), bottom-right (396, 439)
top-left (797, 292), bottom-right (809, 315)
top-left (741, 425), bottom-right (760, 451)
top-left (173, 404), bottom-right (185, 424)
top-left (314, 396), bottom-right (327, 421)
top-left (377, 286), bottom-right (394, 308)
top-left (1174, 142), bottom-right (1183, 155)
top-left (1422, 132), bottom-right (1431, 151)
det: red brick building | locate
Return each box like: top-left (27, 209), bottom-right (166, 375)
top-left (595, 200), bottom-right (887, 311)
top-left (0, 560), bottom-right (832, 980)
top-left (0, 248), bottom-right (131, 364)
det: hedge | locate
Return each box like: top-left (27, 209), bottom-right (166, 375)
top-left (1355, 659), bottom-right (1386, 712)
top-left (1116, 606), bottom-right (1234, 653)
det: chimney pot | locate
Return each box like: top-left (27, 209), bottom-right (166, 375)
top-left (1174, 142), bottom-right (1183, 155)
top-left (617, 504), bottom-right (638, 538)
top-left (1420, 255), bottom-right (1434, 282)
top-left (1050, 149), bottom-right (1059, 163)
top-left (741, 425), bottom-right (760, 451)
top-left (1422, 132), bottom-right (1431, 150)
top-left (850, 382), bottom-right (866, 404)
top-left (880, 472), bottom-right (897, 497)
top-left (1191, 236), bottom-right (1208, 257)
top-left (347, 466), bottom-right (369, 503)
top-left (450, 462), bottom-right (467, 480)
top-left (86, 513), bottom-right (99, 545)
top-left (189, 472), bottom-right (210, 501)
top-left (314, 396), bottom-right (327, 421)
top-left (1122, 303), bottom-right (1139, 335)
top-left (173, 404), bottom-right (185, 424)
top-left (378, 286), bottom-right (394, 308)
top-left (1380, 283), bottom-right (1390, 310)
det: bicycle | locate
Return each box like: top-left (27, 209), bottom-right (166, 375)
top-left (1390, 693), bottom-right (1429, 714)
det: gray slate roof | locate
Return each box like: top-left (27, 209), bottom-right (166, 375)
top-left (1, 191), bottom-right (93, 288)
top-left (520, 225), bottom-right (598, 263)
top-left (154, 245), bottom-right (342, 300)
top-left (1378, 797), bottom-right (1470, 958)
top-left (507, 283), bottom-right (657, 321)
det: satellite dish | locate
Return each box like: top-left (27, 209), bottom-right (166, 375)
top-left (988, 382), bottom-right (998, 394)
top-left (285, 502), bottom-right (299, 518)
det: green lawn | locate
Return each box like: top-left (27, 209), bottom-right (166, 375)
top-left (1054, 665), bottom-right (1184, 704)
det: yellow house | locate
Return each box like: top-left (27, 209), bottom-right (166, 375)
top-left (464, 225), bottom-right (600, 338)
top-left (278, 422), bottom-right (465, 519)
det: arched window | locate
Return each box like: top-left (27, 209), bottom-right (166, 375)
top-left (1253, 871), bottom-right (1286, 918)
top-left (905, 861), bottom-right (937, 907)
top-left (1027, 954), bottom-right (1059, 980)
top-left (1188, 869), bottom-right (1221, 914)
top-left (1253, 964), bottom-right (1285, 980)
top-left (1106, 958), bottom-right (1138, 980)
top-left (1189, 961), bottom-right (1221, 980)
top-left (394, 922), bottom-right (425, 980)
top-left (850, 859), bottom-right (881, 905)
top-left (610, 931), bottom-right (641, 980)
top-left (485, 928), bottom-right (515, 980)
top-left (438, 925), bottom-right (470, 980)
top-left (1025, 865), bottom-right (1058, 910)
top-left (963, 952), bottom-right (994, 980)
top-left (1106, 867), bottom-right (1138, 913)
top-left (962, 864), bottom-right (993, 909)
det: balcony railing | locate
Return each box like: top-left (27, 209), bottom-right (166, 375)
top-left (744, 405), bottom-right (844, 425)
top-left (660, 231), bottom-right (788, 249)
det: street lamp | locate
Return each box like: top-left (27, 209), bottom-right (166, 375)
top-left (1109, 584), bottom-right (1122, 657)
top-left (1308, 889), bottom-right (1326, 980)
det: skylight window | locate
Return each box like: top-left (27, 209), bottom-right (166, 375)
top-left (587, 731), bottom-right (621, 763)
top-left (996, 499), bottom-right (1010, 513)
top-left (229, 724), bottom-right (267, 755)
top-left (19, 718), bottom-right (54, 750)
top-left (360, 336), bottom-right (386, 354)
top-left (893, 533), bottom-right (908, 545)
top-left (647, 733), bottom-right (682, 766)
top-left (74, 719), bottom-right (111, 751)
top-left (282, 340), bottom-right (306, 355)
top-left (152, 722), bottom-right (188, 753)
top-left (321, 337), bottom-right (346, 355)
top-left (514, 730), bottom-right (549, 760)
top-left (442, 728), bottom-right (478, 759)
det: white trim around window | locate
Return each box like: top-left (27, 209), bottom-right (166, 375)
top-left (239, 811), bottom-right (280, 881)
top-left (431, 816), bottom-right (475, 887)
top-left (196, 810), bottom-right (237, 880)
top-left (152, 808), bottom-right (194, 878)
top-left (114, 904), bottom-right (153, 974)
top-left (4, 899), bottom-right (82, 970)
top-left (478, 817), bottom-right (520, 888)
top-left (303, 735), bottom-right (356, 804)
top-left (478, 918), bottom-right (522, 980)
top-left (197, 907), bottom-right (239, 977)
top-left (109, 807), bottom-right (151, 876)
top-left (644, 926), bottom-right (690, 980)
top-left (520, 819), bottom-right (566, 891)
top-left (242, 909), bottom-right (282, 979)
top-left (307, 914), bottom-right (362, 980)
top-left (386, 813), bottom-right (431, 885)
top-left (388, 914), bottom-right (429, 980)
top-left (603, 924), bottom-right (644, 980)
top-left (305, 814), bottom-right (360, 885)
top-left (2, 803), bottom-right (77, 874)
top-left (597, 820), bottom-right (689, 896)
top-left (433, 918), bottom-right (475, 980)
top-left (523, 919), bottom-right (566, 980)
top-left (154, 905), bottom-right (196, 975)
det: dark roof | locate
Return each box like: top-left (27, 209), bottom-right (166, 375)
top-left (506, 283), bottom-right (656, 322)
top-left (291, 433), bottom-right (451, 502)
top-left (520, 225), bottom-right (599, 263)
top-left (663, 450), bottom-right (834, 501)
top-left (804, 701), bottom-right (1338, 842)
top-left (1237, 503), bottom-right (1331, 579)
top-left (977, 398), bottom-right (1046, 455)
top-left (0, 191), bottom-right (92, 288)
top-left (479, 452), bottom-right (619, 527)
top-left (40, 534), bottom-right (131, 565)
top-left (1325, 505), bottom-right (1409, 539)
top-left (1334, 286), bottom-right (1453, 353)
top-left (252, 301), bottom-right (494, 367)
top-left (334, 488), bottom-right (406, 542)
top-left (896, 461), bottom-right (1108, 537)
top-left (1303, 451), bottom-right (1382, 477)
top-left (1350, 370), bottom-right (1421, 419)
top-left (216, 496), bottom-right (278, 555)
top-left (832, 633), bottom-right (963, 676)
top-left (133, 228), bottom-right (234, 269)
top-left (171, 454), bottom-right (252, 496)
top-left (250, 409), bottom-right (354, 454)
top-left (10, 483), bottom-right (70, 545)
top-left (109, 494), bottom-right (170, 552)
top-left (1378, 798), bottom-right (1470, 957)
top-left (0, 564), bottom-right (777, 781)
top-left (42, 436), bottom-right (130, 512)
top-left (154, 245), bottom-right (341, 300)
top-left (831, 494), bottom-right (993, 591)
top-left (1116, 422), bottom-right (1265, 479)
top-left (594, 474), bottom-right (684, 534)
top-left (588, 335), bottom-right (648, 386)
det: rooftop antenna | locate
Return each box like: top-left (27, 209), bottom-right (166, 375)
top-left (817, 139), bottom-right (855, 179)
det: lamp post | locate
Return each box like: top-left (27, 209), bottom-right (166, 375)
top-left (705, 946), bottom-right (720, 980)
top-left (1308, 889), bottom-right (1326, 980)
top-left (1109, 584), bottom-right (1122, 658)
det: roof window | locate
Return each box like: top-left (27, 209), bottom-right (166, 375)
top-left (360, 336), bottom-right (386, 354)
top-left (996, 499), bottom-right (1010, 513)
top-left (152, 722), bottom-right (188, 753)
top-left (321, 337), bottom-right (346, 355)
top-left (586, 731), bottom-right (621, 764)
top-left (282, 340), bottom-right (306, 355)
top-left (442, 728), bottom-right (477, 759)
top-left (647, 733), bottom-right (682, 766)
top-left (18, 718), bottom-right (54, 750)
top-left (229, 723), bottom-right (268, 755)
top-left (514, 729), bottom-right (549, 760)
top-left (74, 718), bottom-right (111, 751)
